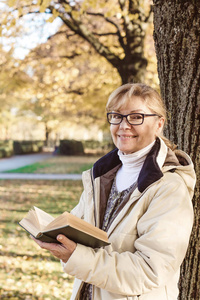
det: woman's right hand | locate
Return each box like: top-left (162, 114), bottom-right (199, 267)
top-left (31, 234), bottom-right (77, 263)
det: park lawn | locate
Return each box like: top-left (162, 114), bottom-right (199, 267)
top-left (0, 179), bottom-right (83, 300)
top-left (4, 155), bottom-right (100, 174)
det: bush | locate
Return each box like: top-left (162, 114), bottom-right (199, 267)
top-left (0, 140), bottom-right (13, 158)
top-left (13, 141), bottom-right (44, 155)
top-left (82, 140), bottom-right (115, 154)
top-left (58, 140), bottom-right (84, 155)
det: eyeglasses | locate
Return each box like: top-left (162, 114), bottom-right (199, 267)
top-left (107, 112), bottom-right (160, 125)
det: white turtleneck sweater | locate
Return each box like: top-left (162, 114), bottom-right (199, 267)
top-left (116, 141), bottom-right (155, 192)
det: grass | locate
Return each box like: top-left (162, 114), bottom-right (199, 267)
top-left (0, 178), bottom-right (83, 299)
top-left (3, 155), bottom-right (100, 174)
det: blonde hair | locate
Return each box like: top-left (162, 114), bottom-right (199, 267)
top-left (106, 83), bottom-right (176, 150)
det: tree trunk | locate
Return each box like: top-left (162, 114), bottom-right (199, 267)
top-left (117, 27), bottom-right (148, 84)
top-left (45, 123), bottom-right (50, 147)
top-left (153, 1), bottom-right (200, 299)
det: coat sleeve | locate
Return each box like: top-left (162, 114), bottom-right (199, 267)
top-left (62, 173), bottom-right (194, 296)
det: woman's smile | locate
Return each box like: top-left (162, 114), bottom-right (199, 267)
top-left (118, 134), bottom-right (138, 139)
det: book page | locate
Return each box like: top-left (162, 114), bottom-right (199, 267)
top-left (19, 218), bottom-right (40, 237)
top-left (43, 212), bottom-right (69, 231)
top-left (34, 206), bottom-right (55, 231)
top-left (26, 209), bottom-right (40, 228)
top-left (65, 213), bottom-right (108, 242)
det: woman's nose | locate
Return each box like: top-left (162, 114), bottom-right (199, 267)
top-left (119, 117), bottom-right (132, 129)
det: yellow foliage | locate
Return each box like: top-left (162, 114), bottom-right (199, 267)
top-left (0, 0), bottom-right (158, 134)
top-left (82, 0), bottom-right (98, 10)
top-left (46, 16), bottom-right (55, 23)
top-left (18, 7), bottom-right (23, 18)
top-left (71, 10), bottom-right (80, 19)
top-left (47, 9), bottom-right (60, 23)
top-left (39, 0), bottom-right (51, 13)
top-left (7, 0), bottom-right (17, 7)
top-left (129, 13), bottom-right (140, 21)
top-left (104, 11), bottom-right (115, 18)
top-left (64, 3), bottom-right (72, 12)
top-left (52, 8), bottom-right (60, 18)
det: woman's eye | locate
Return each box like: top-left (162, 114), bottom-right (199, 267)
top-left (130, 114), bottom-right (142, 120)
top-left (113, 114), bottom-right (121, 119)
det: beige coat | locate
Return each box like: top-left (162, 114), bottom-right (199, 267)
top-left (62, 138), bottom-right (196, 300)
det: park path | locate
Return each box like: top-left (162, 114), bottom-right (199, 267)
top-left (0, 152), bottom-right (82, 180)
top-left (0, 152), bottom-right (52, 172)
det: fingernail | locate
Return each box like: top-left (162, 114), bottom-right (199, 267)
top-left (57, 235), bottom-right (62, 240)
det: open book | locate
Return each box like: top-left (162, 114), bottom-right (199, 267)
top-left (19, 206), bottom-right (110, 248)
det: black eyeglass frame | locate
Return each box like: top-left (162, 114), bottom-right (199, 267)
top-left (107, 112), bottom-right (160, 125)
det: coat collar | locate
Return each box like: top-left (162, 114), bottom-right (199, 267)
top-left (138, 138), bottom-right (164, 192)
top-left (92, 137), bottom-right (167, 193)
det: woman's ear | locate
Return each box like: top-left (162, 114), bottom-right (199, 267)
top-left (156, 117), bottom-right (165, 135)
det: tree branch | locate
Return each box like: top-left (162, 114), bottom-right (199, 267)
top-left (8, 2), bottom-right (123, 69)
top-left (85, 11), bottom-right (126, 50)
top-left (46, 30), bottom-right (76, 41)
top-left (91, 31), bottom-right (118, 36)
top-left (52, 9), bottom-right (122, 67)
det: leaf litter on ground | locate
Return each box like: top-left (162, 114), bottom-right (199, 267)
top-left (0, 179), bottom-right (84, 299)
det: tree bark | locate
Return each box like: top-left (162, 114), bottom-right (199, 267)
top-left (153, 1), bottom-right (200, 299)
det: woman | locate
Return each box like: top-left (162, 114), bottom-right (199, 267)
top-left (32, 83), bottom-right (196, 300)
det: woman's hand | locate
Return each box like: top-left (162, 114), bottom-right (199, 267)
top-left (30, 235), bottom-right (77, 263)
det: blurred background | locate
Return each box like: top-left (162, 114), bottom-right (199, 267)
top-left (0, 0), bottom-right (158, 155)
top-left (0, 1), bottom-right (163, 299)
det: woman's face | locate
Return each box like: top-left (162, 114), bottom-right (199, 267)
top-left (110, 96), bottom-right (164, 154)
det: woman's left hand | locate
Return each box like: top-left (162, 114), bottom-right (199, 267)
top-left (30, 234), bottom-right (77, 263)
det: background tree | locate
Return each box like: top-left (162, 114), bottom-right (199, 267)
top-left (5, 0), bottom-right (153, 84)
top-left (153, 1), bottom-right (200, 299)
top-left (0, 45), bottom-right (33, 139)
top-left (0, 1), bottom-right (159, 141)
top-left (18, 29), bottom-right (121, 143)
